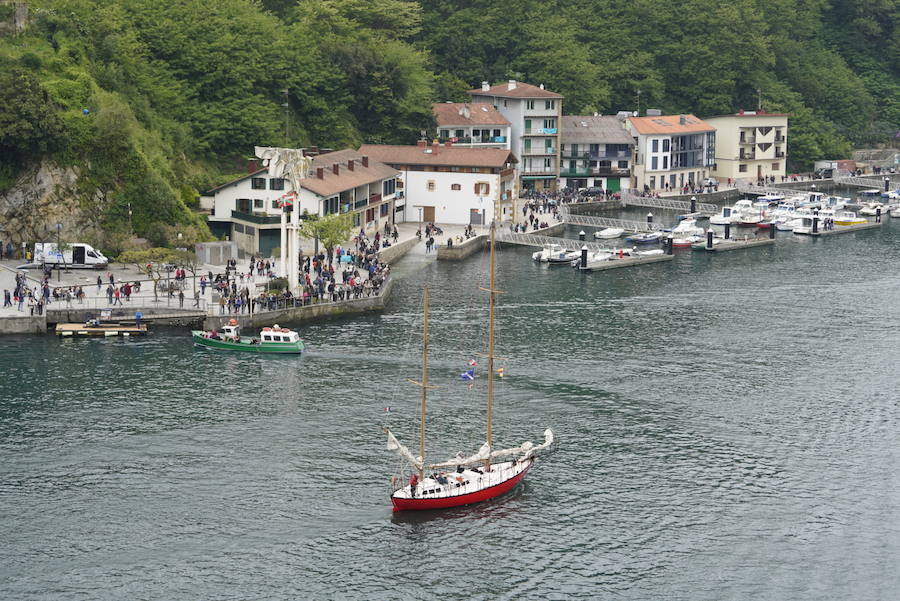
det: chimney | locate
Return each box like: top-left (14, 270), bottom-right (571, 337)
top-left (362, 155), bottom-right (369, 168)
top-left (481, 81), bottom-right (490, 91)
top-left (332, 163), bottom-right (340, 175)
top-left (247, 158), bottom-right (258, 173)
top-left (508, 79), bottom-right (516, 90)
top-left (347, 159), bottom-right (354, 171)
top-left (316, 167), bottom-right (324, 179)
top-left (417, 139), bottom-right (427, 148)
top-left (679, 115), bottom-right (687, 125)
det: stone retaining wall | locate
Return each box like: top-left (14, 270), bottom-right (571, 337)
top-left (377, 236), bottom-right (418, 264)
top-left (0, 315), bottom-right (47, 335)
top-left (202, 276), bottom-right (393, 330)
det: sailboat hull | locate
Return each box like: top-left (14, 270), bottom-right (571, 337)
top-left (391, 459), bottom-right (533, 512)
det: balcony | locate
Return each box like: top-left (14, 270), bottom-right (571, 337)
top-left (591, 168), bottom-right (631, 177)
top-left (439, 136), bottom-right (507, 145)
top-left (521, 166), bottom-right (557, 174)
top-left (561, 168), bottom-right (590, 177)
top-left (739, 154), bottom-right (757, 160)
top-left (774, 135), bottom-right (785, 142)
top-left (523, 128), bottom-right (558, 135)
top-left (368, 193), bottom-right (382, 206)
top-left (739, 138), bottom-right (756, 145)
top-left (231, 210), bottom-right (281, 225)
top-left (522, 146), bottom-right (556, 156)
top-left (561, 150), bottom-right (631, 160)
top-left (775, 151), bottom-right (785, 158)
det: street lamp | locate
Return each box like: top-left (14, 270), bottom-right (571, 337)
top-left (127, 203), bottom-right (133, 235)
top-left (165, 264), bottom-right (173, 306)
top-left (56, 222), bottom-right (62, 282)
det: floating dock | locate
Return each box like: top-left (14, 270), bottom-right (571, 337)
top-left (815, 221), bottom-right (883, 236)
top-left (693, 238), bottom-right (776, 252)
top-left (578, 253), bottom-right (674, 271)
top-left (55, 323), bottom-right (148, 337)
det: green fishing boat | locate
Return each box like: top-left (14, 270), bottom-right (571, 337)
top-left (192, 321), bottom-right (304, 354)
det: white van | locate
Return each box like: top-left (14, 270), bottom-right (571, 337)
top-left (33, 243), bottom-right (109, 269)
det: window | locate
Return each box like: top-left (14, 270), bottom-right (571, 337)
top-left (772, 162), bottom-right (780, 170)
top-left (652, 139), bottom-right (659, 153)
top-left (269, 178), bottom-right (285, 190)
top-left (383, 178), bottom-right (396, 196)
top-left (662, 139), bottom-right (670, 152)
top-left (427, 180), bottom-right (435, 192)
top-left (503, 100), bottom-right (507, 107)
top-left (253, 199), bottom-right (263, 209)
top-left (455, 129), bottom-right (464, 138)
top-left (380, 203), bottom-right (389, 217)
top-left (526, 100), bottom-right (535, 110)
top-left (234, 223), bottom-right (245, 233)
top-left (523, 139), bottom-right (531, 153)
top-left (323, 196), bottom-right (339, 214)
top-left (271, 200), bottom-right (280, 210)
top-left (543, 118), bottom-right (556, 129)
top-left (618, 160), bottom-right (629, 169)
top-left (662, 156), bottom-right (668, 169)
top-left (440, 129), bottom-right (450, 139)
top-left (493, 129), bottom-right (501, 137)
top-left (545, 100), bottom-right (555, 110)
top-left (474, 182), bottom-right (490, 195)
top-left (245, 225), bottom-right (255, 235)
top-left (251, 177), bottom-right (266, 190)
top-left (739, 164), bottom-right (747, 173)
top-left (543, 158), bottom-right (551, 168)
top-left (451, 183), bottom-right (461, 191)
top-left (263, 335), bottom-right (271, 341)
top-left (651, 156), bottom-right (658, 170)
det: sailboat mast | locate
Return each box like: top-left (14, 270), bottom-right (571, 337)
top-left (419, 286), bottom-right (429, 480)
top-left (486, 222), bottom-right (496, 470)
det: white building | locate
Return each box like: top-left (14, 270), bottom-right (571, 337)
top-left (359, 141), bottom-right (518, 225)
top-left (625, 114), bottom-right (716, 192)
top-left (559, 116), bottom-right (634, 192)
top-left (433, 103), bottom-right (511, 149)
top-left (704, 110), bottom-right (789, 183)
top-left (202, 149), bottom-right (399, 256)
top-left (467, 80), bottom-right (562, 192)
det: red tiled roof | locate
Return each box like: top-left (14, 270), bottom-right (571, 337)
top-left (358, 144), bottom-right (517, 169)
top-left (301, 149), bottom-right (399, 197)
top-left (627, 114), bottom-right (715, 135)
top-left (432, 103), bottom-right (511, 127)
top-left (467, 81), bottom-right (562, 99)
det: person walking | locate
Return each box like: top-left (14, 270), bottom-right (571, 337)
top-left (193, 289), bottom-right (200, 308)
top-left (3, 289), bottom-right (10, 308)
top-left (218, 294), bottom-right (226, 315)
top-left (178, 289), bottom-right (184, 308)
top-left (97, 275), bottom-right (102, 292)
top-left (113, 287), bottom-right (123, 306)
top-left (106, 284), bottom-right (114, 304)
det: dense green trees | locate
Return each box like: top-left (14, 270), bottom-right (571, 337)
top-left (0, 0), bottom-right (896, 234)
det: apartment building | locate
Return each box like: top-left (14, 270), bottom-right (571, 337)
top-left (559, 116), bottom-right (634, 192)
top-left (468, 80), bottom-right (562, 192)
top-left (705, 110), bottom-right (789, 182)
top-left (433, 103), bottom-right (511, 150)
top-left (625, 114), bottom-right (716, 191)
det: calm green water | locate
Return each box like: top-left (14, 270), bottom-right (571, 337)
top-left (2, 218), bottom-right (900, 600)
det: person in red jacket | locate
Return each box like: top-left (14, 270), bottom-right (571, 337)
top-left (409, 474), bottom-right (418, 498)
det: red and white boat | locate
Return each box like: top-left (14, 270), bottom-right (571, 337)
top-left (384, 223), bottom-right (556, 512)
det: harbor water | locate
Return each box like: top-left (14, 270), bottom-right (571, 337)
top-left (2, 218), bottom-right (900, 599)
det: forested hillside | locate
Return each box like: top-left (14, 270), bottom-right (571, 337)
top-left (0, 0), bottom-right (896, 246)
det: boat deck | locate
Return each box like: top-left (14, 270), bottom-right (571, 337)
top-left (815, 221), bottom-right (883, 236)
top-left (696, 238), bottom-right (776, 252)
top-left (577, 253), bottom-right (674, 271)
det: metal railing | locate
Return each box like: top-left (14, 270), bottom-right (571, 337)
top-left (620, 189), bottom-right (717, 213)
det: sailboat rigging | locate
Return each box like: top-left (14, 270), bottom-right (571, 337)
top-left (384, 221), bottom-right (556, 512)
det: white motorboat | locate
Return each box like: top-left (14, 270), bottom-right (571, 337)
top-left (833, 211), bottom-right (868, 226)
top-left (532, 243), bottom-right (567, 262)
top-left (774, 218), bottom-right (795, 231)
top-left (858, 203), bottom-right (887, 216)
top-left (891, 205), bottom-right (900, 218)
top-left (667, 218), bottom-right (704, 248)
top-left (792, 216), bottom-right (820, 235)
top-left (710, 206), bottom-right (739, 225)
top-left (594, 227), bottom-right (624, 239)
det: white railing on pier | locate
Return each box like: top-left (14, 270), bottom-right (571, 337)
top-left (619, 189), bottom-right (717, 214)
top-left (561, 213), bottom-right (662, 232)
top-left (497, 231), bottom-right (621, 251)
top-left (833, 173), bottom-right (900, 189)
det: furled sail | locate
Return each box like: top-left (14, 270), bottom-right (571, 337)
top-left (427, 429), bottom-right (555, 469)
top-left (385, 428), bottom-right (423, 470)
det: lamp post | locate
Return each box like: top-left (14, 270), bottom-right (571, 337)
top-left (165, 264), bottom-right (173, 306)
top-left (127, 202), bottom-right (133, 236)
top-left (56, 222), bottom-right (62, 282)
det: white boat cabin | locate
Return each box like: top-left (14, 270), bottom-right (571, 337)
top-left (260, 325), bottom-right (301, 343)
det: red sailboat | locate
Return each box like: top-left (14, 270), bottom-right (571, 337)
top-left (384, 222), bottom-right (556, 512)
